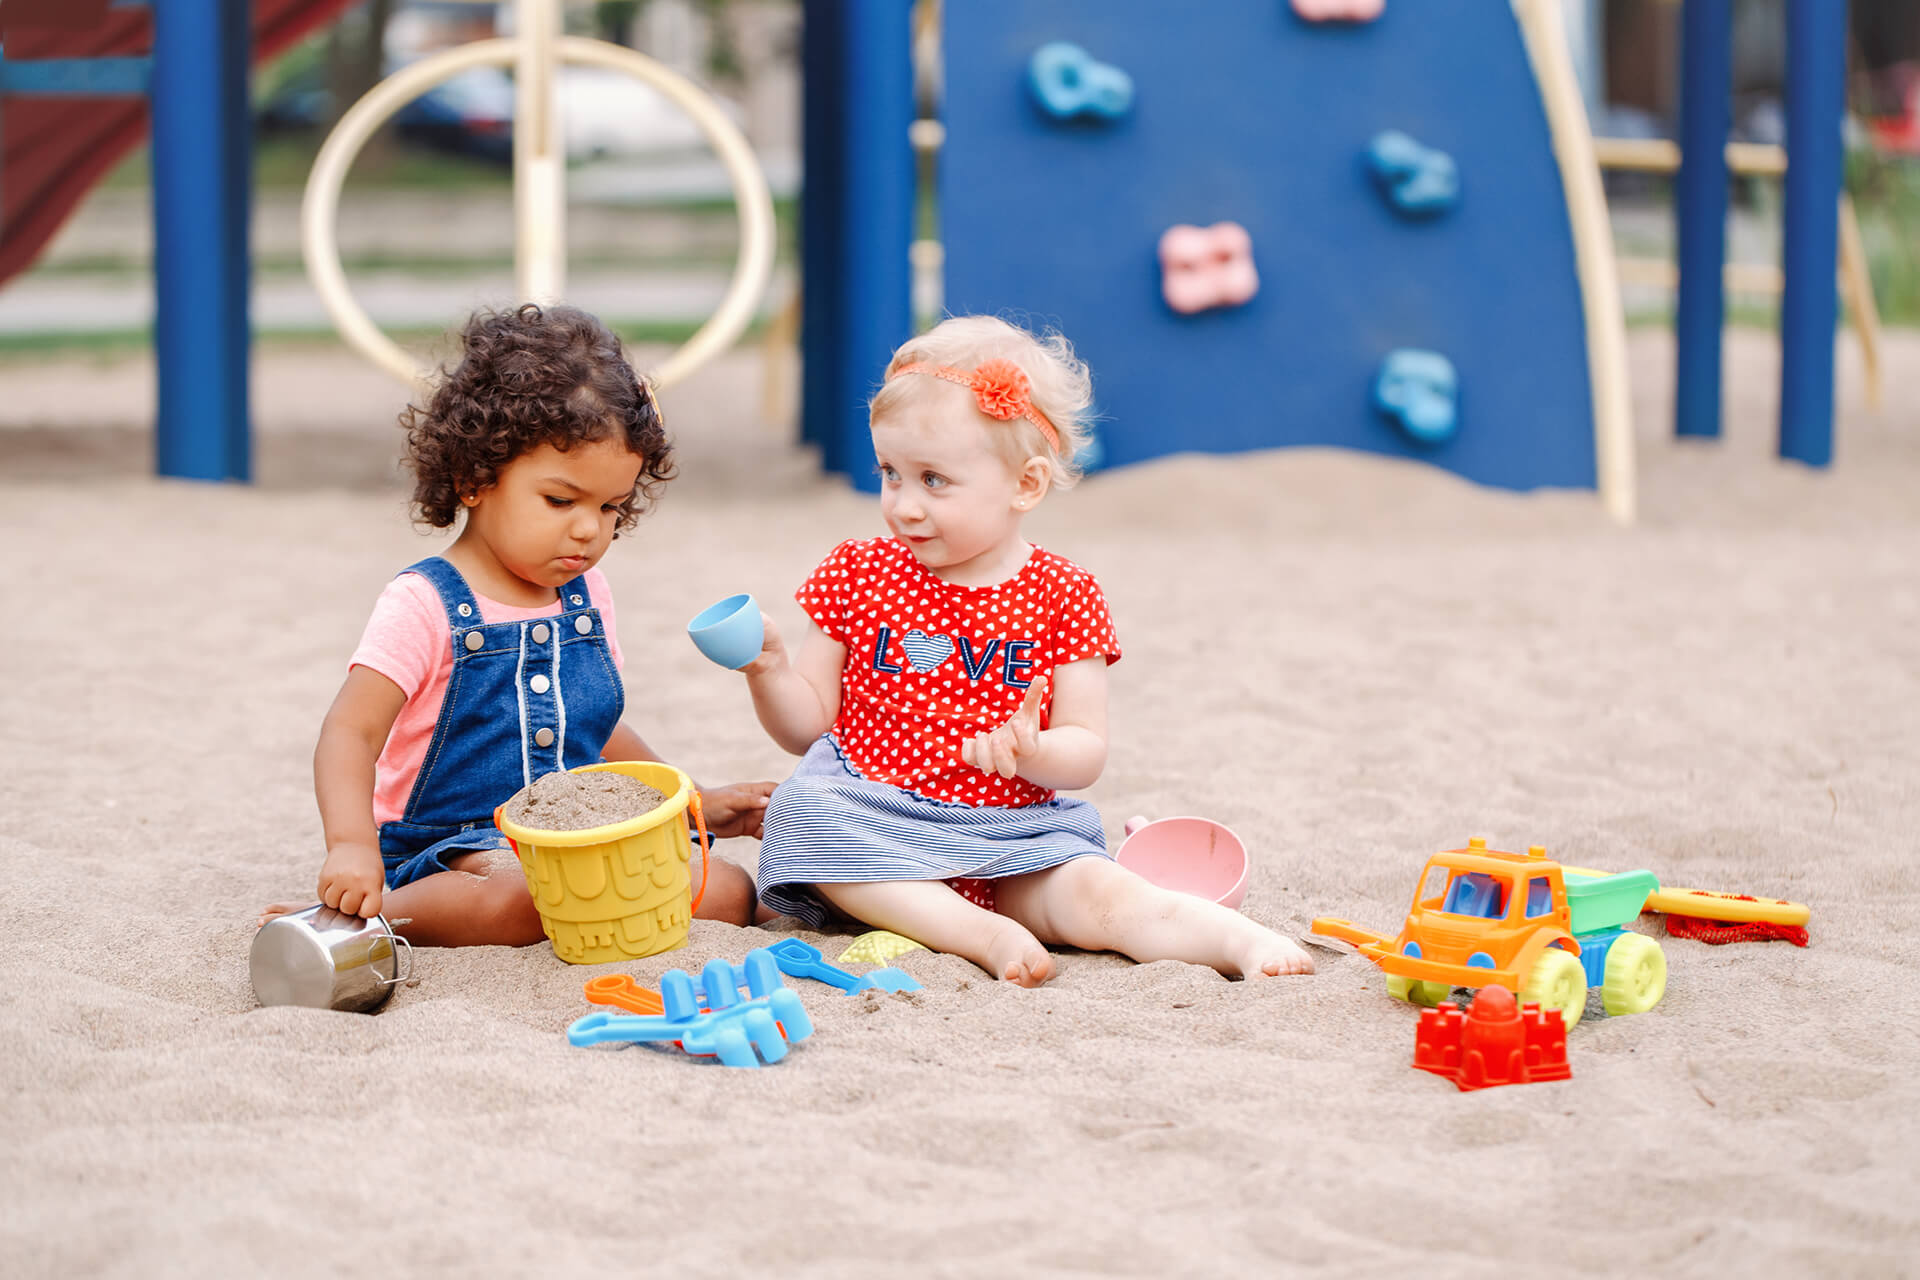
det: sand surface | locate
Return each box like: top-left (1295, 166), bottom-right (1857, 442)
top-left (2, 331), bottom-right (1917, 1276)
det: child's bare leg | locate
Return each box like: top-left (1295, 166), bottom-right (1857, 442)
top-left (378, 850), bottom-right (547, 947)
top-left (265, 852), bottom-right (765, 937)
top-left (813, 879), bottom-right (1052, 987)
top-left (694, 855), bottom-right (769, 927)
top-left (997, 857), bottom-right (1314, 979)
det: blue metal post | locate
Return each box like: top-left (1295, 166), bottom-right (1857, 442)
top-left (800, 0), bottom-right (844, 462)
top-left (825, 0), bottom-right (913, 495)
top-left (150, 0), bottom-right (252, 481)
top-left (1779, 0), bottom-right (1846, 467)
top-left (1674, 0), bottom-right (1732, 439)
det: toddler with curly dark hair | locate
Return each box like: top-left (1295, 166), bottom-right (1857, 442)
top-left (260, 304), bottom-right (772, 943)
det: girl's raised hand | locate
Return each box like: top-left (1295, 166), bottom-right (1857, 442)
top-left (961, 676), bottom-right (1049, 779)
top-left (740, 612), bottom-right (786, 677)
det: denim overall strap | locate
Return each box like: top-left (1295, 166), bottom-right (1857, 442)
top-left (386, 557), bottom-right (625, 847)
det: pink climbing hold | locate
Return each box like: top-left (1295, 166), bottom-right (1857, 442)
top-left (1291, 0), bottom-right (1385, 22)
top-left (1157, 222), bottom-right (1259, 315)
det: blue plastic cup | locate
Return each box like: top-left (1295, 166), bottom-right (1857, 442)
top-left (687, 593), bottom-right (764, 670)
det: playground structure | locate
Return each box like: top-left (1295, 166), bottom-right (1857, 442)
top-left (0, 0), bottom-right (356, 481)
top-left (0, 1), bottom-right (1863, 509)
top-left (0, 0), bottom-right (772, 481)
top-left (804, 0), bottom-right (1861, 522)
top-left (299, 0), bottom-right (774, 391)
top-left (1592, 135), bottom-right (1883, 411)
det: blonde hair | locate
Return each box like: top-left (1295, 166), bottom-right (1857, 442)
top-left (868, 315), bottom-right (1096, 489)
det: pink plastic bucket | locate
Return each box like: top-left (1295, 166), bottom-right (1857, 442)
top-left (1115, 816), bottom-right (1250, 909)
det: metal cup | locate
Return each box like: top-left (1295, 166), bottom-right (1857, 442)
top-left (250, 904), bottom-right (414, 1013)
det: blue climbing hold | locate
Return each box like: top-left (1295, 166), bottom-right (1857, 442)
top-left (1373, 350), bottom-right (1459, 445)
top-left (1028, 42), bottom-right (1134, 122)
top-left (1366, 130), bottom-right (1460, 218)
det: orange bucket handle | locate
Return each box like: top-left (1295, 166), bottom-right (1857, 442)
top-left (689, 788), bottom-right (711, 915)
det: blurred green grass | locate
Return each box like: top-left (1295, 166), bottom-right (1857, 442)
top-left (1848, 148), bottom-right (1920, 328)
top-left (102, 132), bottom-right (514, 193)
top-left (0, 318), bottom-right (764, 366)
top-left (18, 131), bottom-right (1915, 364)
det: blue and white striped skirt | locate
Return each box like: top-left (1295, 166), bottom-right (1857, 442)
top-left (755, 736), bottom-right (1112, 927)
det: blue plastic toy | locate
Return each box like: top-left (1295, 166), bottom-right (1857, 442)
top-left (766, 937), bottom-right (922, 995)
top-left (566, 948), bottom-right (816, 1069)
top-left (1365, 130), bottom-right (1460, 218)
top-left (1027, 41), bottom-right (1134, 122)
top-left (1373, 349), bottom-right (1459, 445)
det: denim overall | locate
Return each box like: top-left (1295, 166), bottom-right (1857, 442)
top-left (378, 557), bottom-right (623, 888)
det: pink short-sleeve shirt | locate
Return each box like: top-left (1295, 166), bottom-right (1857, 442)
top-left (349, 568), bottom-right (624, 826)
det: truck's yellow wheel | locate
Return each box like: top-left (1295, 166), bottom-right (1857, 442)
top-left (1521, 948), bottom-right (1588, 1029)
top-left (1601, 932), bottom-right (1668, 1015)
top-left (1387, 975), bottom-right (1454, 1007)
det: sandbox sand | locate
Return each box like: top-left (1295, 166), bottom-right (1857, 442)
top-left (502, 770), bottom-right (667, 832)
top-left (1, 331), bottom-right (1916, 1275)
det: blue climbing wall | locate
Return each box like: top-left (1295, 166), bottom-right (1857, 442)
top-left (939, 0), bottom-right (1597, 491)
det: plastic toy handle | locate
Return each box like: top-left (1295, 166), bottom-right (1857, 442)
top-left (766, 937), bottom-right (872, 993)
top-left (688, 790), bottom-right (711, 914)
top-left (582, 973), bottom-right (664, 1016)
top-left (1308, 916), bottom-right (1390, 948)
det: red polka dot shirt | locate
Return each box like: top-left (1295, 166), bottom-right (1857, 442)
top-left (797, 537), bottom-right (1121, 808)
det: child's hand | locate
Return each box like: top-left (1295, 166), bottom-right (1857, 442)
top-left (318, 842), bottom-right (386, 918)
top-left (961, 676), bottom-right (1049, 779)
top-left (699, 780), bottom-right (776, 839)
top-left (740, 613), bottom-right (786, 677)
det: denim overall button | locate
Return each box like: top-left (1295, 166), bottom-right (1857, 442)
top-left (534, 727), bottom-right (555, 747)
top-left (463, 631), bottom-right (483, 652)
top-left (529, 674), bottom-right (550, 694)
top-left (457, 603), bottom-right (472, 618)
top-left (575, 615), bottom-right (592, 635)
top-left (531, 623), bottom-right (550, 644)
top-left (570, 594), bottom-right (584, 606)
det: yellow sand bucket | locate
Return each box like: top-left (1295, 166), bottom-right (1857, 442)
top-left (494, 761), bottom-right (711, 966)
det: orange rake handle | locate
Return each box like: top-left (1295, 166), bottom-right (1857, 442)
top-left (582, 973), bottom-right (664, 1016)
top-left (689, 789), bottom-right (711, 915)
top-left (579, 970), bottom-right (792, 1045)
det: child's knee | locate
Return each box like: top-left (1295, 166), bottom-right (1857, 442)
top-left (694, 857), bottom-right (756, 927)
top-left (479, 866), bottom-right (547, 945)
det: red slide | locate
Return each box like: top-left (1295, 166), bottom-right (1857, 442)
top-left (0, 0), bottom-right (357, 288)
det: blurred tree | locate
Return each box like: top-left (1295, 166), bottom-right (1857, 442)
top-left (326, 0), bottom-right (392, 121)
top-left (326, 0), bottom-right (394, 159)
top-left (596, 0), bottom-right (644, 46)
top-left (1852, 0), bottom-right (1920, 71)
top-left (697, 0), bottom-right (743, 86)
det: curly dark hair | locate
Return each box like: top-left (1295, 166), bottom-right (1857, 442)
top-left (401, 304), bottom-right (674, 531)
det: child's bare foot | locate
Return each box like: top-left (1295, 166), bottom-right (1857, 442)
top-left (1228, 929), bottom-right (1316, 978)
top-left (256, 902), bottom-right (306, 929)
top-left (984, 915), bottom-right (1054, 987)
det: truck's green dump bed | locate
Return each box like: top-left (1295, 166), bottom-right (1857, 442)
top-left (1564, 869), bottom-right (1659, 934)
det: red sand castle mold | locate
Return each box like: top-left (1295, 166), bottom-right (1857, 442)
top-left (1412, 983), bottom-right (1571, 1092)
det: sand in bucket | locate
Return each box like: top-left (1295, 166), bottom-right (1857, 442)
top-left (496, 763), bottom-right (707, 965)
top-left (503, 770), bottom-right (666, 832)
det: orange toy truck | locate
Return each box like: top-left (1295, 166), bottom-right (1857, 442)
top-left (1311, 838), bottom-right (1667, 1029)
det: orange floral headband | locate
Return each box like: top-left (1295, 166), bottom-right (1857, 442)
top-left (888, 359), bottom-right (1061, 453)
